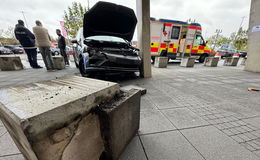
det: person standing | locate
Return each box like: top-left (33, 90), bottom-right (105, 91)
top-left (33, 20), bottom-right (54, 71)
top-left (14, 20), bottom-right (42, 69)
top-left (56, 29), bottom-right (69, 65)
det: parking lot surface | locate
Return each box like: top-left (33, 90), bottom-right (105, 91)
top-left (1, 59), bottom-right (260, 160)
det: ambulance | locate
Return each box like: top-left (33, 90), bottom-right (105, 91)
top-left (150, 18), bottom-right (212, 63)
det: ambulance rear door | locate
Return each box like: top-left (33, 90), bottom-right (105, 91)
top-left (183, 26), bottom-right (197, 56)
top-left (167, 24), bottom-right (181, 55)
top-left (150, 21), bottom-right (163, 56)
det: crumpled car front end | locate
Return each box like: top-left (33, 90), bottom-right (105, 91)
top-left (81, 37), bottom-right (141, 75)
top-left (79, 1), bottom-right (141, 76)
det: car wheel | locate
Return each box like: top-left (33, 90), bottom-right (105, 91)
top-left (199, 54), bottom-right (207, 63)
top-left (79, 59), bottom-right (90, 77)
top-left (73, 54), bottom-right (79, 68)
top-left (55, 51), bottom-right (59, 55)
top-left (75, 62), bottom-right (79, 68)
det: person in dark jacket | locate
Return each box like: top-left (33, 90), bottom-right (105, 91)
top-left (14, 20), bottom-right (42, 68)
top-left (56, 29), bottom-right (69, 65)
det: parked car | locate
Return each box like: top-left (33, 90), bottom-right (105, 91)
top-left (216, 48), bottom-right (238, 58)
top-left (4, 45), bottom-right (24, 54)
top-left (71, 2), bottom-right (141, 77)
top-left (50, 46), bottom-right (72, 58)
top-left (238, 50), bottom-right (247, 57)
top-left (0, 46), bottom-right (13, 55)
top-left (50, 46), bottom-right (60, 55)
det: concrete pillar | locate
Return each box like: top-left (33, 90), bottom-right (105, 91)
top-left (136, 0), bottom-right (152, 78)
top-left (245, 0), bottom-right (260, 72)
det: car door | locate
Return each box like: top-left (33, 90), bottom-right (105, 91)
top-left (192, 35), bottom-right (206, 55)
top-left (73, 28), bottom-right (84, 65)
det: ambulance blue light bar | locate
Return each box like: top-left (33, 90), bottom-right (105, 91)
top-left (159, 18), bottom-right (188, 25)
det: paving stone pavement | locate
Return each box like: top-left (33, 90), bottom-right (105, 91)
top-left (1, 59), bottom-right (260, 159)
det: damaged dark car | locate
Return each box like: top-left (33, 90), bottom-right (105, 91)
top-left (72, 1), bottom-right (142, 77)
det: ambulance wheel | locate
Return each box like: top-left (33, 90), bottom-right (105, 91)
top-left (199, 54), bottom-right (208, 63)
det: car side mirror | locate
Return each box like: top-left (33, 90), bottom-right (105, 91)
top-left (71, 38), bottom-right (78, 44)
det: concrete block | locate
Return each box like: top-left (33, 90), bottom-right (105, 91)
top-left (154, 57), bottom-right (168, 68)
top-left (0, 76), bottom-right (120, 160)
top-left (180, 57), bottom-right (196, 67)
top-left (241, 58), bottom-right (247, 65)
top-left (121, 85), bottom-right (147, 95)
top-left (204, 57), bottom-right (219, 67)
top-left (224, 57), bottom-right (240, 66)
top-left (97, 89), bottom-right (141, 160)
top-left (0, 56), bottom-right (24, 71)
top-left (53, 56), bottom-right (65, 70)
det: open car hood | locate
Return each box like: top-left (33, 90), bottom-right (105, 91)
top-left (83, 1), bottom-right (137, 42)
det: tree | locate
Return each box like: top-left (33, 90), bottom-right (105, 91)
top-left (63, 2), bottom-right (87, 38)
top-left (207, 27), bottom-right (248, 51)
top-left (0, 26), bottom-right (19, 45)
top-left (233, 27), bottom-right (248, 50)
top-left (0, 27), bottom-right (4, 38)
top-left (207, 35), bottom-right (231, 48)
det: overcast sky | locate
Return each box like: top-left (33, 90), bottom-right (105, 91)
top-left (0, 0), bottom-right (251, 40)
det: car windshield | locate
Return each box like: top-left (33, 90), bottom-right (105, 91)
top-left (86, 36), bottom-right (127, 43)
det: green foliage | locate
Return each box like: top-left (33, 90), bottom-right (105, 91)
top-left (63, 2), bottom-right (87, 38)
top-left (233, 27), bottom-right (248, 50)
top-left (207, 35), bottom-right (231, 48)
top-left (0, 26), bottom-right (19, 45)
top-left (207, 27), bottom-right (248, 50)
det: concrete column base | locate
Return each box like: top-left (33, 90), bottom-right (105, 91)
top-left (204, 57), bottom-right (219, 67)
top-left (53, 56), bottom-right (65, 70)
top-left (154, 57), bottom-right (168, 68)
top-left (241, 58), bottom-right (247, 65)
top-left (0, 56), bottom-right (24, 71)
top-left (98, 89), bottom-right (141, 160)
top-left (180, 57), bottom-right (196, 67)
top-left (224, 57), bottom-right (240, 66)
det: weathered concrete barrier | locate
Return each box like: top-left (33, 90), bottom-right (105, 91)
top-left (241, 57), bottom-right (247, 65)
top-left (0, 76), bottom-right (120, 160)
top-left (98, 89), bottom-right (141, 160)
top-left (180, 57), bottom-right (196, 67)
top-left (154, 57), bottom-right (168, 68)
top-left (204, 57), bottom-right (219, 67)
top-left (224, 57), bottom-right (240, 66)
top-left (53, 56), bottom-right (65, 70)
top-left (121, 85), bottom-right (147, 95)
top-left (0, 56), bottom-right (24, 71)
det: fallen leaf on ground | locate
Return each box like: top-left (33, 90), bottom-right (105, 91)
top-left (248, 88), bottom-right (260, 91)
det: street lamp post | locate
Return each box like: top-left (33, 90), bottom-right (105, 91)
top-left (20, 11), bottom-right (29, 28)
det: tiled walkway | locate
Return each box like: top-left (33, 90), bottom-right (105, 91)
top-left (1, 59), bottom-right (260, 159)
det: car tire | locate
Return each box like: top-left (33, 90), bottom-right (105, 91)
top-left (55, 51), bottom-right (59, 55)
top-left (199, 54), bottom-right (207, 63)
top-left (79, 59), bottom-right (92, 77)
top-left (79, 59), bottom-right (87, 77)
top-left (75, 62), bottom-right (79, 68)
top-left (73, 54), bottom-right (79, 68)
